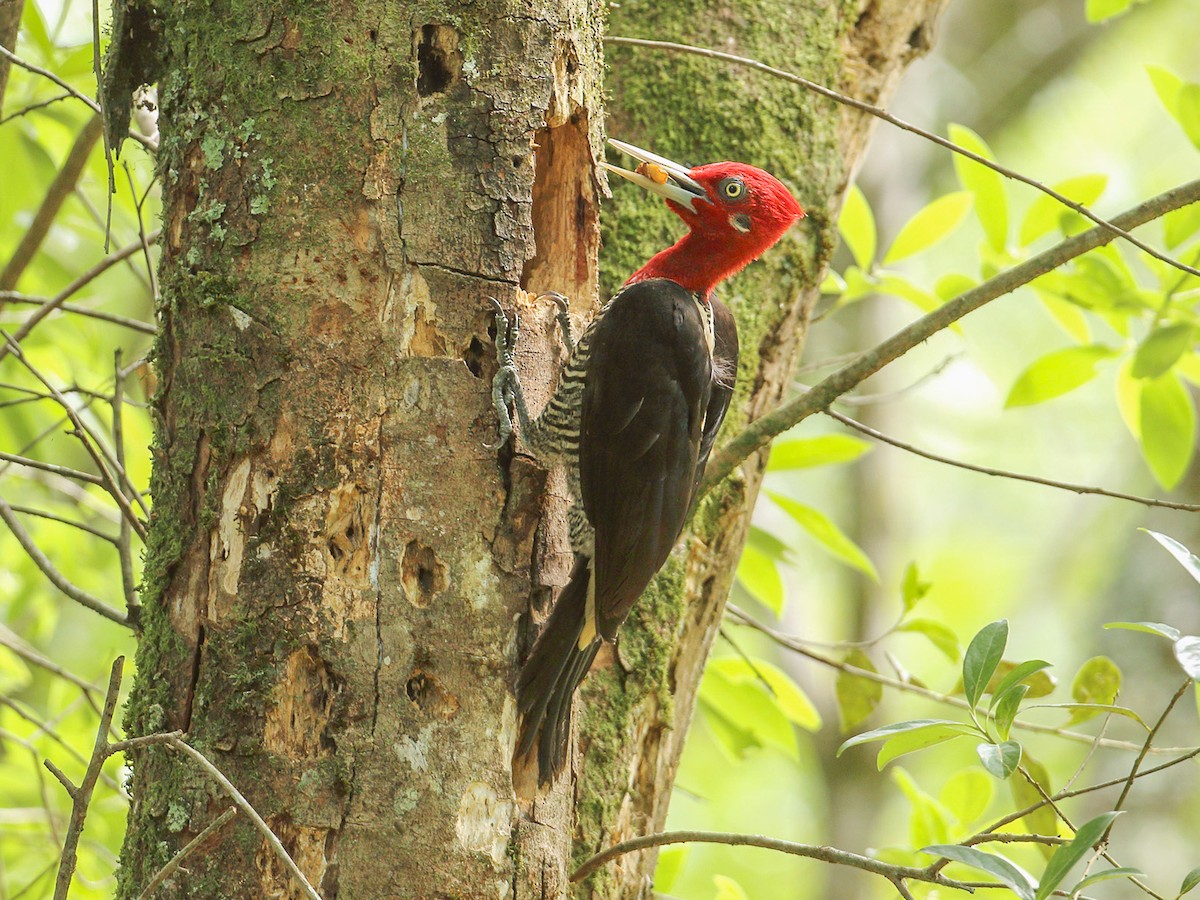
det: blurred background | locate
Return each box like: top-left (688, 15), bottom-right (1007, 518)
top-left (1, 0), bottom-right (1198, 897)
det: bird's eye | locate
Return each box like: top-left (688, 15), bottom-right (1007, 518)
top-left (719, 177), bottom-right (746, 200)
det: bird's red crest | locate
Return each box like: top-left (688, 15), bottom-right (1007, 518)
top-left (630, 161), bottom-right (805, 296)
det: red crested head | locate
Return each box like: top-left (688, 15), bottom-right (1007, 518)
top-left (603, 141), bottom-right (805, 297)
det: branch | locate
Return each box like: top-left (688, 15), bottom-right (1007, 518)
top-left (0, 43), bottom-right (102, 116)
top-left (702, 177), bottom-right (1200, 492)
top-left (825, 409), bottom-right (1200, 512)
top-left (50, 657), bottom-right (124, 900)
top-left (134, 807), bottom-right (238, 900)
top-left (0, 230), bottom-right (162, 367)
top-left (1112, 679), bottom-right (1192, 813)
top-left (604, 36), bottom-right (1200, 280)
top-left (0, 496), bottom-right (131, 627)
top-left (0, 450), bottom-right (107, 486)
top-left (0, 293), bottom-right (157, 334)
top-left (726, 604), bottom-right (1196, 753)
top-left (570, 829), bottom-right (978, 894)
top-left (0, 116), bottom-right (104, 292)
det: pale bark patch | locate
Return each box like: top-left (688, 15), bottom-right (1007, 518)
top-left (264, 647), bottom-right (333, 759)
top-left (455, 781), bottom-right (515, 866)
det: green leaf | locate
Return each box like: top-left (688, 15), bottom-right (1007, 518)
top-left (699, 665), bottom-right (798, 760)
top-left (768, 492), bottom-right (879, 580)
top-left (1163, 202), bottom-right (1200, 249)
top-left (1138, 373), bottom-right (1196, 489)
top-left (837, 718), bottom-right (963, 756)
top-left (1035, 811), bottom-right (1122, 900)
top-left (935, 272), bottom-right (977, 301)
top-left (1086, 0), bottom-right (1133, 21)
top-left (735, 542), bottom-right (784, 615)
top-left (1038, 293), bottom-right (1092, 344)
top-left (767, 434), bottom-right (872, 471)
top-left (878, 723), bottom-right (974, 769)
top-left (1069, 656), bottom-right (1121, 723)
top-left (993, 684), bottom-right (1028, 741)
top-left (894, 767), bottom-right (952, 849)
top-left (1012, 756), bottom-right (1057, 857)
top-left (883, 192), bottom-right (973, 264)
top-left (989, 660), bottom-right (1053, 712)
top-left (1175, 636), bottom-right (1200, 681)
top-left (920, 845), bottom-right (1036, 900)
top-left (713, 874), bottom-right (749, 900)
top-left (820, 269), bottom-right (847, 294)
top-left (1031, 703), bottom-right (1147, 729)
top-left (898, 617), bottom-right (960, 662)
top-left (1104, 620), bottom-right (1182, 641)
top-left (709, 656), bottom-right (823, 731)
top-left (1179, 865), bottom-right (1200, 897)
top-left (1005, 345), bottom-right (1119, 407)
top-left (1179, 84), bottom-right (1200, 150)
top-left (653, 846), bottom-right (687, 894)
top-left (876, 274), bottom-right (941, 313)
top-left (1148, 65), bottom-right (1184, 119)
top-left (836, 649), bottom-right (882, 732)
top-left (963, 620), bottom-right (1008, 707)
top-left (978, 740), bottom-right (1022, 779)
top-left (1068, 868), bottom-right (1144, 897)
top-left (1132, 323), bottom-right (1195, 380)
top-left (901, 562), bottom-right (932, 612)
top-left (949, 124), bottom-right (1008, 253)
top-left (940, 769), bottom-right (994, 826)
top-left (1019, 175), bottom-right (1107, 245)
top-left (1143, 529), bottom-right (1200, 585)
top-left (839, 183), bottom-right (876, 269)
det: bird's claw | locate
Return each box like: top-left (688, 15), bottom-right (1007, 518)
top-left (537, 291), bottom-right (575, 354)
top-left (487, 297), bottom-right (520, 450)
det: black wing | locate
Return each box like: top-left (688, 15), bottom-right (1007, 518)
top-left (693, 294), bottom-right (739, 499)
top-left (579, 279), bottom-right (713, 641)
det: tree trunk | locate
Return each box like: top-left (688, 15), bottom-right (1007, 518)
top-left (112, 1), bottom-right (944, 898)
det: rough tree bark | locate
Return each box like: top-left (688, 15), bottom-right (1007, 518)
top-left (109, 0), bottom-right (944, 898)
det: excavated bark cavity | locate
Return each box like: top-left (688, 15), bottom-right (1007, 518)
top-left (324, 484), bottom-right (372, 586)
top-left (400, 539), bottom-right (447, 607)
top-left (415, 24), bottom-right (462, 97)
top-left (520, 115), bottom-right (600, 308)
top-left (405, 668), bottom-right (461, 719)
top-left (264, 646), bottom-right (335, 758)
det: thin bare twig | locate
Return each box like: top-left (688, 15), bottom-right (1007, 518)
top-left (90, 0), bottom-right (115, 253)
top-left (50, 657), bottom-right (124, 900)
top-left (825, 409), bottom-right (1200, 512)
top-left (703, 178), bottom-right (1200, 492)
top-left (1113, 679), bottom-right (1192, 813)
top-left (570, 829), bottom-right (976, 893)
top-left (1, 332), bottom-right (148, 539)
top-left (0, 451), bottom-right (107, 486)
top-left (0, 230), bottom-right (162, 367)
top-left (0, 696), bottom-right (125, 795)
top-left (0, 293), bottom-right (157, 334)
top-left (604, 36), bottom-right (1200, 280)
top-left (124, 163), bottom-right (160, 301)
top-left (0, 90), bottom-right (72, 124)
top-left (11, 500), bottom-right (119, 543)
top-left (0, 44), bottom-right (101, 115)
top-left (0, 496), bottom-right (130, 627)
top-left (112, 350), bottom-right (138, 617)
top-left (134, 807), bottom-right (238, 900)
top-left (0, 625), bottom-right (104, 699)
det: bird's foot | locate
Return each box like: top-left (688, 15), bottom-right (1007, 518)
top-left (538, 291), bottom-right (574, 355)
top-left (487, 297), bottom-right (521, 450)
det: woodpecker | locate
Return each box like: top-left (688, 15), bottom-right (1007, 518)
top-left (491, 139), bottom-right (805, 783)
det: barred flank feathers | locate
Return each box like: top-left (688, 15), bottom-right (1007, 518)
top-left (515, 556), bottom-right (601, 783)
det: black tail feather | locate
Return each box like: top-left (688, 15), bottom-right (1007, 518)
top-left (515, 556), bottom-right (600, 783)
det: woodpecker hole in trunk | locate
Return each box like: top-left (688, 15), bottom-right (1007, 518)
top-left (401, 539), bottom-right (447, 607)
top-left (519, 115), bottom-right (600, 305)
top-left (416, 24), bottom-right (462, 97)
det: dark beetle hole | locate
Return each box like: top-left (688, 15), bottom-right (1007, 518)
top-left (400, 539), bottom-right (447, 607)
top-left (416, 24), bottom-right (462, 97)
top-left (462, 335), bottom-right (486, 378)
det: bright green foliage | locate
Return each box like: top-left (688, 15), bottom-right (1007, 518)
top-left (1034, 811), bottom-right (1123, 900)
top-left (835, 648), bottom-right (882, 731)
top-left (1005, 345), bottom-right (1120, 407)
top-left (1180, 865), bottom-right (1200, 897)
top-left (838, 182), bottom-right (877, 269)
top-left (949, 124), bottom-right (1009, 253)
top-left (1068, 656), bottom-right (1122, 721)
top-left (921, 843), bottom-right (1037, 899)
top-left (1146, 66), bottom-right (1200, 149)
top-left (883, 192), bottom-right (973, 264)
top-left (767, 491), bottom-right (878, 580)
top-left (1019, 175), bottom-right (1108, 245)
top-left (766, 434), bottom-right (872, 470)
